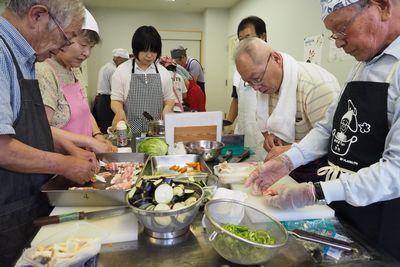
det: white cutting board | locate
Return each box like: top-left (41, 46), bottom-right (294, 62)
top-left (231, 176), bottom-right (335, 221)
top-left (164, 111), bottom-right (223, 145)
top-left (31, 206), bottom-right (138, 246)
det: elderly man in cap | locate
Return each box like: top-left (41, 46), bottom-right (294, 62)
top-left (94, 48), bottom-right (130, 133)
top-left (0, 0), bottom-right (96, 265)
top-left (235, 38), bottom-right (340, 182)
top-left (245, 0), bottom-right (400, 260)
top-left (171, 45), bottom-right (205, 95)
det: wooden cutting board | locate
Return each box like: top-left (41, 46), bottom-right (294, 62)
top-left (174, 125), bottom-right (217, 142)
top-left (165, 111), bottom-right (223, 145)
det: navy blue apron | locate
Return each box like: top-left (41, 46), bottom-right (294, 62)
top-left (324, 62), bottom-right (400, 260)
top-left (0, 36), bottom-right (53, 266)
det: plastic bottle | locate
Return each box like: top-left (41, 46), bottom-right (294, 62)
top-left (116, 121), bottom-right (128, 147)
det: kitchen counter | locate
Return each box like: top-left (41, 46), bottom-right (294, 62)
top-left (96, 213), bottom-right (399, 267)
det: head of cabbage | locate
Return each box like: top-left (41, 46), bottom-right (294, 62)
top-left (137, 138), bottom-right (168, 156)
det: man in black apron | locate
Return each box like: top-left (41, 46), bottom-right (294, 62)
top-left (243, 0), bottom-right (400, 260)
top-left (0, 3), bottom-right (94, 265)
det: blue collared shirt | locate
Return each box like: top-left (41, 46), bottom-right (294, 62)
top-left (0, 16), bottom-right (36, 135)
top-left (285, 36), bottom-right (400, 206)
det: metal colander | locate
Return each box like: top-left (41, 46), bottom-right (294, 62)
top-left (204, 199), bottom-right (288, 265)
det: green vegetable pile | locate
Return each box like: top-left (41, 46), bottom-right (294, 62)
top-left (137, 138), bottom-right (168, 156)
top-left (222, 224), bottom-right (276, 245)
top-left (212, 224), bottom-right (277, 264)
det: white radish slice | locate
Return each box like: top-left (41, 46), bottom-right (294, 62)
top-left (154, 184), bottom-right (174, 204)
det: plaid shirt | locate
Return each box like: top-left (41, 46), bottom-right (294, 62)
top-left (0, 16), bottom-right (36, 135)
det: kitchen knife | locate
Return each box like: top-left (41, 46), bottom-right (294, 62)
top-left (228, 149), bottom-right (250, 163)
top-left (289, 229), bottom-right (356, 252)
top-left (33, 207), bottom-right (130, 227)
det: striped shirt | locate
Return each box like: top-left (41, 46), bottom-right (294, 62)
top-left (269, 62), bottom-right (340, 142)
top-left (0, 16), bottom-right (36, 135)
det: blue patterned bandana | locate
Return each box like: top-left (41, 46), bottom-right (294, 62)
top-left (320, 0), bottom-right (360, 20)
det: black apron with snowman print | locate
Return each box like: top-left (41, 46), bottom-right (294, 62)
top-left (324, 62), bottom-right (400, 259)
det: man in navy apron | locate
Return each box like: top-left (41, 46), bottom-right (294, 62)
top-left (243, 0), bottom-right (400, 260)
top-left (0, 2), bottom-right (95, 265)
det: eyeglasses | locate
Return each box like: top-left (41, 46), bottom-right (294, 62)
top-left (244, 53), bottom-right (271, 87)
top-left (48, 13), bottom-right (73, 47)
top-left (329, 5), bottom-right (367, 40)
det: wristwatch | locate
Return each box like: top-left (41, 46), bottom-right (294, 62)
top-left (313, 182), bottom-right (326, 205)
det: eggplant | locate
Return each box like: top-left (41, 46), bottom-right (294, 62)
top-left (153, 203), bottom-right (172, 226)
top-left (142, 181), bottom-right (156, 196)
top-left (132, 197), bottom-right (153, 208)
top-left (184, 196), bottom-right (197, 206)
top-left (153, 179), bottom-right (163, 186)
top-left (163, 178), bottom-right (173, 185)
top-left (172, 202), bottom-right (185, 210)
top-left (173, 186), bottom-right (184, 197)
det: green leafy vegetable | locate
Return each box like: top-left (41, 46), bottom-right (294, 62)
top-left (222, 224), bottom-right (276, 245)
top-left (137, 138), bottom-right (168, 156)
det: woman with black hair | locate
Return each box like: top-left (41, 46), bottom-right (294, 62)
top-left (110, 26), bottom-right (175, 134)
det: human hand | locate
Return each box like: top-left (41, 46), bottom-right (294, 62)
top-left (60, 155), bottom-right (97, 184)
top-left (67, 145), bottom-right (100, 173)
top-left (94, 134), bottom-right (117, 152)
top-left (265, 145), bottom-right (291, 162)
top-left (244, 155), bottom-right (293, 194)
top-left (111, 112), bottom-right (127, 131)
top-left (263, 132), bottom-right (283, 152)
top-left (262, 183), bottom-right (316, 209)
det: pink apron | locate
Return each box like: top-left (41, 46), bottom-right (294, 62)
top-left (47, 60), bottom-right (92, 136)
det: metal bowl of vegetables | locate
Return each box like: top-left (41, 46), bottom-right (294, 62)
top-left (127, 177), bottom-right (204, 239)
top-left (184, 140), bottom-right (225, 162)
top-left (204, 199), bottom-right (288, 265)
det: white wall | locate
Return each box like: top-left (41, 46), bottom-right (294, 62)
top-left (203, 8), bottom-right (229, 113)
top-left (86, 7), bottom-right (204, 102)
top-left (228, 0), bottom-right (356, 86)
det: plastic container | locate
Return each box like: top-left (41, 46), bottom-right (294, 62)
top-left (116, 121), bottom-right (128, 147)
top-left (18, 221), bottom-right (108, 267)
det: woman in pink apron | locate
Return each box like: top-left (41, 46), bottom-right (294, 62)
top-left (36, 9), bottom-right (116, 154)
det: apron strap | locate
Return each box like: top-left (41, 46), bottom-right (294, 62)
top-left (132, 59), bottom-right (159, 73)
top-left (317, 161), bottom-right (355, 181)
top-left (0, 36), bottom-right (25, 81)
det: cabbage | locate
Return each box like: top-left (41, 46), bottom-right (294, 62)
top-left (137, 138), bottom-right (168, 156)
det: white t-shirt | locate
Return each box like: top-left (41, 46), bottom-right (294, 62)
top-left (97, 62), bottom-right (116, 95)
top-left (170, 71), bottom-right (187, 104)
top-left (111, 59), bottom-right (175, 102)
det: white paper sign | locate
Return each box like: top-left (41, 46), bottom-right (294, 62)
top-left (304, 34), bottom-right (324, 65)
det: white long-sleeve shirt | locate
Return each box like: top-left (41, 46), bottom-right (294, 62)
top-left (97, 62), bottom-right (116, 95)
top-left (285, 36), bottom-right (400, 207)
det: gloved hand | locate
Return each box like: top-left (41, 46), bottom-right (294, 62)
top-left (244, 155), bottom-right (293, 195)
top-left (263, 183), bottom-right (316, 209)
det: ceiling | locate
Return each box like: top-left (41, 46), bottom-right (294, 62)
top-left (83, 0), bottom-right (240, 13)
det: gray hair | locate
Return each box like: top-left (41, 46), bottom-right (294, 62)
top-left (235, 37), bottom-right (269, 66)
top-left (6, 0), bottom-right (85, 30)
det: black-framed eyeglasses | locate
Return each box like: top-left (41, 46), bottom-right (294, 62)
top-left (48, 13), bottom-right (73, 47)
top-left (329, 5), bottom-right (367, 41)
top-left (244, 53), bottom-right (272, 87)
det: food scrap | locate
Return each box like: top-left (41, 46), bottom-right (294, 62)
top-left (168, 162), bottom-right (201, 173)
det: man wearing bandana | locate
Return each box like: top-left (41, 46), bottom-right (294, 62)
top-left (245, 0), bottom-right (400, 259)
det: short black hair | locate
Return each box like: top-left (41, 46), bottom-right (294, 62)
top-left (131, 26), bottom-right (162, 60)
top-left (237, 16), bottom-right (266, 39)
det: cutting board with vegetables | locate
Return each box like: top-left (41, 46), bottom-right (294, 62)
top-left (230, 177), bottom-right (335, 222)
top-left (31, 206), bottom-right (138, 246)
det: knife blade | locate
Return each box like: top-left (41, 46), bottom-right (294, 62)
top-left (228, 149), bottom-right (250, 163)
top-left (33, 207), bottom-right (130, 227)
top-left (289, 229), bottom-right (356, 252)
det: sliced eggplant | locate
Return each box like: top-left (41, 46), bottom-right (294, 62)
top-left (184, 189), bottom-right (195, 194)
top-left (132, 197), bottom-right (153, 208)
top-left (184, 196), bottom-right (197, 206)
top-left (172, 202), bottom-right (186, 210)
top-left (173, 186), bottom-right (184, 197)
top-left (153, 203), bottom-right (172, 226)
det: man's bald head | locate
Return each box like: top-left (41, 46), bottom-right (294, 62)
top-left (235, 37), bottom-right (272, 67)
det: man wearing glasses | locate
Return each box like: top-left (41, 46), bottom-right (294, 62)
top-left (0, 1), bottom-right (96, 265)
top-left (244, 0), bottom-right (400, 260)
top-left (226, 16), bottom-right (269, 161)
top-left (235, 37), bottom-right (340, 182)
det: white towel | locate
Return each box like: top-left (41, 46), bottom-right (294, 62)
top-left (256, 52), bottom-right (298, 143)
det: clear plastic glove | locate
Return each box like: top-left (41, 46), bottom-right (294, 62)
top-left (244, 155), bottom-right (292, 195)
top-left (265, 145), bottom-right (291, 162)
top-left (263, 183), bottom-right (316, 210)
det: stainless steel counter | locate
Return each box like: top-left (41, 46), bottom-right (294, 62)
top-left (97, 213), bottom-right (398, 267)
